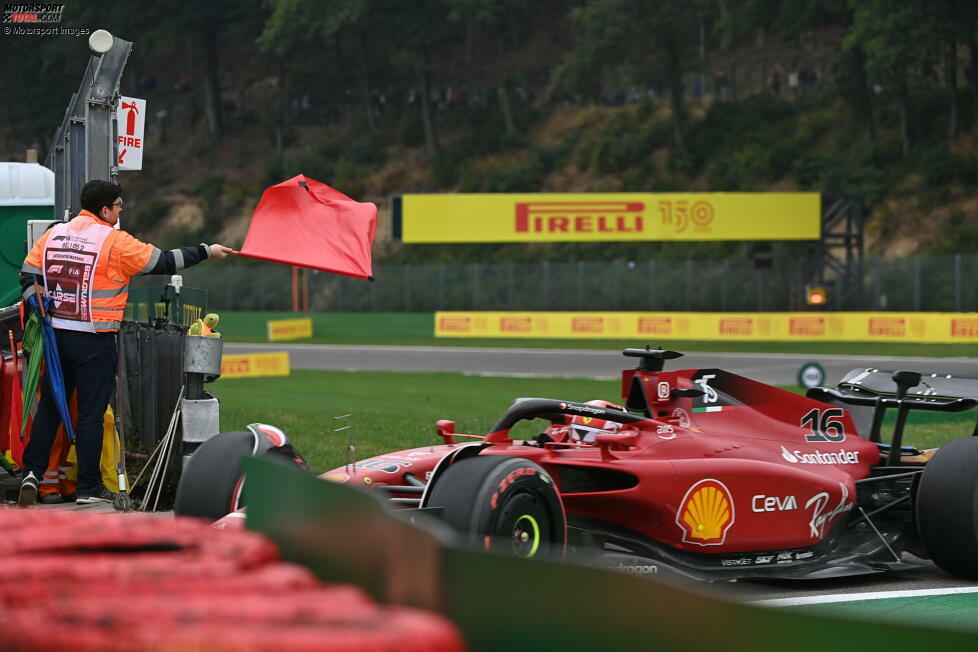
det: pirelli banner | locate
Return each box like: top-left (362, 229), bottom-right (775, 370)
top-left (435, 312), bottom-right (978, 343)
top-left (395, 193), bottom-right (820, 243)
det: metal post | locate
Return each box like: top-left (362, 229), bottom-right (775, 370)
top-left (291, 266), bottom-right (298, 312)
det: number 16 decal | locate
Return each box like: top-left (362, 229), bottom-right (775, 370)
top-left (800, 408), bottom-right (846, 442)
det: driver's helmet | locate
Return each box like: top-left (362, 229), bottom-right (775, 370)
top-left (568, 400), bottom-right (628, 443)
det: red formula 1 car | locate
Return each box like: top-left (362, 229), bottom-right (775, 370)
top-left (178, 348), bottom-right (978, 581)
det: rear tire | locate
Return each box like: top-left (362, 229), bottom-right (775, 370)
top-left (916, 437), bottom-right (978, 579)
top-left (427, 455), bottom-right (566, 558)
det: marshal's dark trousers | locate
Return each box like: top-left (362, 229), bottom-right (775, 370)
top-left (22, 329), bottom-right (117, 495)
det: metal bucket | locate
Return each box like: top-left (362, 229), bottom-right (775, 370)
top-left (184, 335), bottom-right (223, 377)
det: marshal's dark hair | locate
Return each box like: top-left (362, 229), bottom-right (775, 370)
top-left (80, 180), bottom-right (122, 214)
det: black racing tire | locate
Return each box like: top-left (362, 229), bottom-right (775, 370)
top-left (174, 431), bottom-right (306, 521)
top-left (916, 437), bottom-right (978, 579)
top-left (175, 431), bottom-right (254, 521)
top-left (426, 454), bottom-right (566, 559)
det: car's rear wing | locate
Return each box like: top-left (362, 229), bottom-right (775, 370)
top-left (837, 367), bottom-right (978, 401)
top-left (807, 369), bottom-right (978, 468)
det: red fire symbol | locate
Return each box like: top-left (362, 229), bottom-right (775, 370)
top-left (121, 101), bottom-right (139, 136)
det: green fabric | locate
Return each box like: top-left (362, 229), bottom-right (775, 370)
top-left (20, 309), bottom-right (42, 437)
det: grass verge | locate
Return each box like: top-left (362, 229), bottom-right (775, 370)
top-left (217, 311), bottom-right (978, 357)
top-left (213, 370), bottom-right (977, 473)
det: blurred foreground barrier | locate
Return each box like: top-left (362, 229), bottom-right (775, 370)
top-left (0, 507), bottom-right (463, 651)
top-left (245, 457), bottom-right (978, 652)
top-left (435, 310), bottom-right (978, 343)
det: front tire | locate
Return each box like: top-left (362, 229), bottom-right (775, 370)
top-left (427, 455), bottom-right (566, 558)
top-left (174, 431), bottom-right (305, 521)
top-left (916, 437), bottom-right (978, 578)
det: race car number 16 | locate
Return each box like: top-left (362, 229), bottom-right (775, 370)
top-left (800, 407), bottom-right (846, 443)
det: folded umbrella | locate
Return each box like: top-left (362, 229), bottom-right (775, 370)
top-left (26, 294), bottom-right (74, 443)
top-left (20, 306), bottom-right (42, 439)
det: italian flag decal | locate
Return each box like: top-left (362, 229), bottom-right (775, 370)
top-left (692, 406), bottom-right (736, 413)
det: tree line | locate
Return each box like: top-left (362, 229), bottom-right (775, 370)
top-left (2, 0), bottom-right (976, 161)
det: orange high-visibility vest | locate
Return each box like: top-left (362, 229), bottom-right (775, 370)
top-left (23, 210), bottom-right (158, 333)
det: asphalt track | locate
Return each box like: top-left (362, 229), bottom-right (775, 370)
top-left (223, 343), bottom-right (978, 386)
top-left (223, 342), bottom-right (978, 606)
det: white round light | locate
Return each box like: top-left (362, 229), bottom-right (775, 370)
top-left (89, 29), bottom-right (114, 54)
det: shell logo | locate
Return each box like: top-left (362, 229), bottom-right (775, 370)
top-left (676, 479), bottom-right (735, 546)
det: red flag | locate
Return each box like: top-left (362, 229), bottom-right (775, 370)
top-left (237, 175), bottom-right (377, 280)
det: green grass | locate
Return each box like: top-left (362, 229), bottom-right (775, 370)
top-left (217, 311), bottom-right (978, 357)
top-left (212, 370), bottom-right (978, 473)
top-left (213, 370), bottom-right (619, 473)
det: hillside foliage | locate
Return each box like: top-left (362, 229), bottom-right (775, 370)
top-left (1, 0), bottom-right (977, 260)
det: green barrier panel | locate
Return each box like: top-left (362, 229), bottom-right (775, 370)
top-left (0, 205), bottom-right (52, 307)
top-left (244, 457), bottom-right (978, 651)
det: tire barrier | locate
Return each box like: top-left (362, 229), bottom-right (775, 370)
top-left (0, 508), bottom-right (465, 652)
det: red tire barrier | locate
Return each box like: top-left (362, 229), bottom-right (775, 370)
top-left (0, 507), bottom-right (465, 652)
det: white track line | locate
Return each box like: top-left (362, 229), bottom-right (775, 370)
top-left (752, 586), bottom-right (978, 607)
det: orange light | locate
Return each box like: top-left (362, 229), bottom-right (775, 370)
top-left (806, 286), bottom-right (827, 306)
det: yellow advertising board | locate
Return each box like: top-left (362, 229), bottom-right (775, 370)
top-left (400, 193), bottom-right (820, 243)
top-left (435, 311), bottom-right (978, 343)
top-left (267, 317), bottom-right (313, 341)
top-left (221, 352), bottom-right (291, 379)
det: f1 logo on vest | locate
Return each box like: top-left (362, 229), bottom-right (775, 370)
top-left (46, 264), bottom-right (63, 274)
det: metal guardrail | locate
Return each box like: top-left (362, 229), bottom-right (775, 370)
top-left (179, 253), bottom-right (978, 313)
